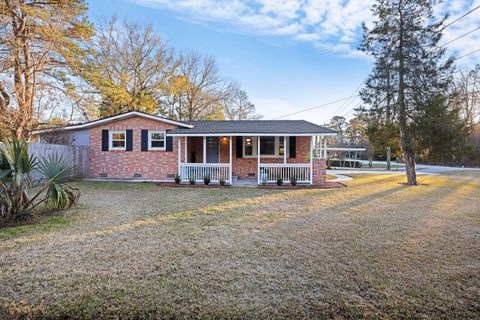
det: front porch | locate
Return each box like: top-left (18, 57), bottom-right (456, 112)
top-left (176, 135), bottom-right (330, 185)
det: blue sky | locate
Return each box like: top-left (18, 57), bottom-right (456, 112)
top-left (87, 0), bottom-right (479, 123)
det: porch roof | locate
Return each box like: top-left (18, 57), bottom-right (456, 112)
top-left (169, 120), bottom-right (336, 136)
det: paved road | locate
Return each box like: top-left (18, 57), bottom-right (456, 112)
top-left (327, 162), bottom-right (479, 182)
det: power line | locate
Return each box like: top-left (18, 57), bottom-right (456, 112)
top-left (441, 5), bottom-right (480, 31)
top-left (329, 80), bottom-right (365, 118)
top-left (440, 25), bottom-right (480, 48)
top-left (270, 5), bottom-right (479, 121)
top-left (271, 95), bottom-right (356, 120)
top-left (454, 48), bottom-right (480, 61)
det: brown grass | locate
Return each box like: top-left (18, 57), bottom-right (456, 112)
top-left (0, 174), bottom-right (479, 319)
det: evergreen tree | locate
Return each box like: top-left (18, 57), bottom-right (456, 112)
top-left (360, 0), bottom-right (454, 185)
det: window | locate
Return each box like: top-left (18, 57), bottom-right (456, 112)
top-left (260, 136), bottom-right (275, 155)
top-left (244, 136), bottom-right (254, 156)
top-left (109, 131), bottom-right (126, 150)
top-left (149, 131), bottom-right (166, 150)
top-left (242, 136), bottom-right (288, 157)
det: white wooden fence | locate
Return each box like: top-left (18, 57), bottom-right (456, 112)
top-left (258, 164), bottom-right (311, 184)
top-left (179, 163), bottom-right (231, 184)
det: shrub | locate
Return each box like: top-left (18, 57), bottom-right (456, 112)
top-left (0, 141), bottom-right (80, 223)
top-left (189, 176), bottom-right (196, 185)
top-left (276, 176), bottom-right (283, 186)
top-left (174, 174), bottom-right (181, 184)
top-left (290, 175), bottom-right (297, 186)
top-left (203, 175), bottom-right (211, 185)
top-left (219, 177), bottom-right (226, 186)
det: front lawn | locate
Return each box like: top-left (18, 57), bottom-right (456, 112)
top-left (1, 174), bottom-right (479, 319)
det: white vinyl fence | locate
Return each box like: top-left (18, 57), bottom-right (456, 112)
top-left (1, 142), bottom-right (89, 181)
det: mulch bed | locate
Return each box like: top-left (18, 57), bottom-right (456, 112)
top-left (156, 182), bottom-right (346, 189)
top-left (258, 182), bottom-right (346, 189)
top-left (156, 182), bottom-right (231, 188)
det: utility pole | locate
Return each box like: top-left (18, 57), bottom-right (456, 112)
top-left (387, 146), bottom-right (391, 171)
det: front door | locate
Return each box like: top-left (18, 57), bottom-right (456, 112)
top-left (206, 137), bottom-right (219, 163)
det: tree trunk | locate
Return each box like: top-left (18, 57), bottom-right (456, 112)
top-left (397, 0), bottom-right (417, 185)
top-left (400, 127), bottom-right (417, 185)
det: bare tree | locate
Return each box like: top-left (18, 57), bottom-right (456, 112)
top-left (454, 65), bottom-right (480, 130)
top-left (177, 52), bottom-right (234, 121)
top-left (223, 85), bottom-right (262, 120)
top-left (80, 17), bottom-right (177, 117)
top-left (0, 0), bottom-right (92, 140)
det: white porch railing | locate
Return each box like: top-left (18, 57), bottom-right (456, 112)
top-left (258, 164), bottom-right (311, 184)
top-left (180, 163), bottom-right (231, 184)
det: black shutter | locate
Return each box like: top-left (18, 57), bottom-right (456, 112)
top-left (165, 131), bottom-right (173, 151)
top-left (126, 130), bottom-right (133, 151)
top-left (236, 136), bottom-right (243, 158)
top-left (101, 130), bottom-right (109, 151)
top-left (289, 136), bottom-right (296, 158)
top-left (141, 130), bottom-right (149, 151)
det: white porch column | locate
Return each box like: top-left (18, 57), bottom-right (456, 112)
top-left (203, 136), bottom-right (206, 164)
top-left (309, 136), bottom-right (313, 185)
top-left (318, 136), bottom-right (323, 158)
top-left (184, 137), bottom-right (188, 163)
top-left (229, 136), bottom-right (233, 184)
top-left (257, 136), bottom-right (261, 184)
top-left (323, 137), bottom-right (327, 159)
top-left (177, 138), bottom-right (181, 174)
top-left (283, 136), bottom-right (287, 164)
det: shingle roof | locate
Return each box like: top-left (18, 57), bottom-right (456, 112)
top-left (32, 110), bottom-right (192, 134)
top-left (169, 120), bottom-right (336, 135)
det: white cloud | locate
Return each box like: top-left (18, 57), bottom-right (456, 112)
top-left (131, 0), bottom-right (479, 62)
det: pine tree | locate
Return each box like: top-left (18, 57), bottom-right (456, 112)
top-left (360, 0), bottom-right (454, 185)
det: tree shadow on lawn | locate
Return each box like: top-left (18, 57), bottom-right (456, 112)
top-left (1, 176), bottom-right (479, 319)
top-left (0, 182), bottom-right (288, 245)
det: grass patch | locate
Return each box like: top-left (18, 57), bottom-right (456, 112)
top-left (0, 214), bottom-right (71, 240)
top-left (0, 176), bottom-right (479, 319)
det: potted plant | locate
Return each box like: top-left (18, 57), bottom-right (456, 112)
top-left (276, 175), bottom-right (283, 186)
top-left (189, 176), bottom-right (196, 185)
top-left (290, 175), bottom-right (297, 186)
top-left (174, 174), bottom-right (181, 184)
top-left (203, 175), bottom-right (211, 185)
top-left (219, 177), bottom-right (226, 186)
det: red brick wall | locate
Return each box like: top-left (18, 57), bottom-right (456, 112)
top-left (89, 118), bottom-right (326, 183)
top-left (217, 136), bottom-right (311, 179)
top-left (312, 158), bottom-right (326, 185)
top-left (89, 116), bottom-right (180, 180)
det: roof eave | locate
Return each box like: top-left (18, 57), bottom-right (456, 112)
top-left (31, 111), bottom-right (193, 134)
top-left (168, 132), bottom-right (337, 137)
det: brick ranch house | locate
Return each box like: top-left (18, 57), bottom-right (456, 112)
top-left (34, 111), bottom-right (336, 185)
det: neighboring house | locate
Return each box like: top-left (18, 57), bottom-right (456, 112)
top-left (33, 111), bottom-right (336, 185)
